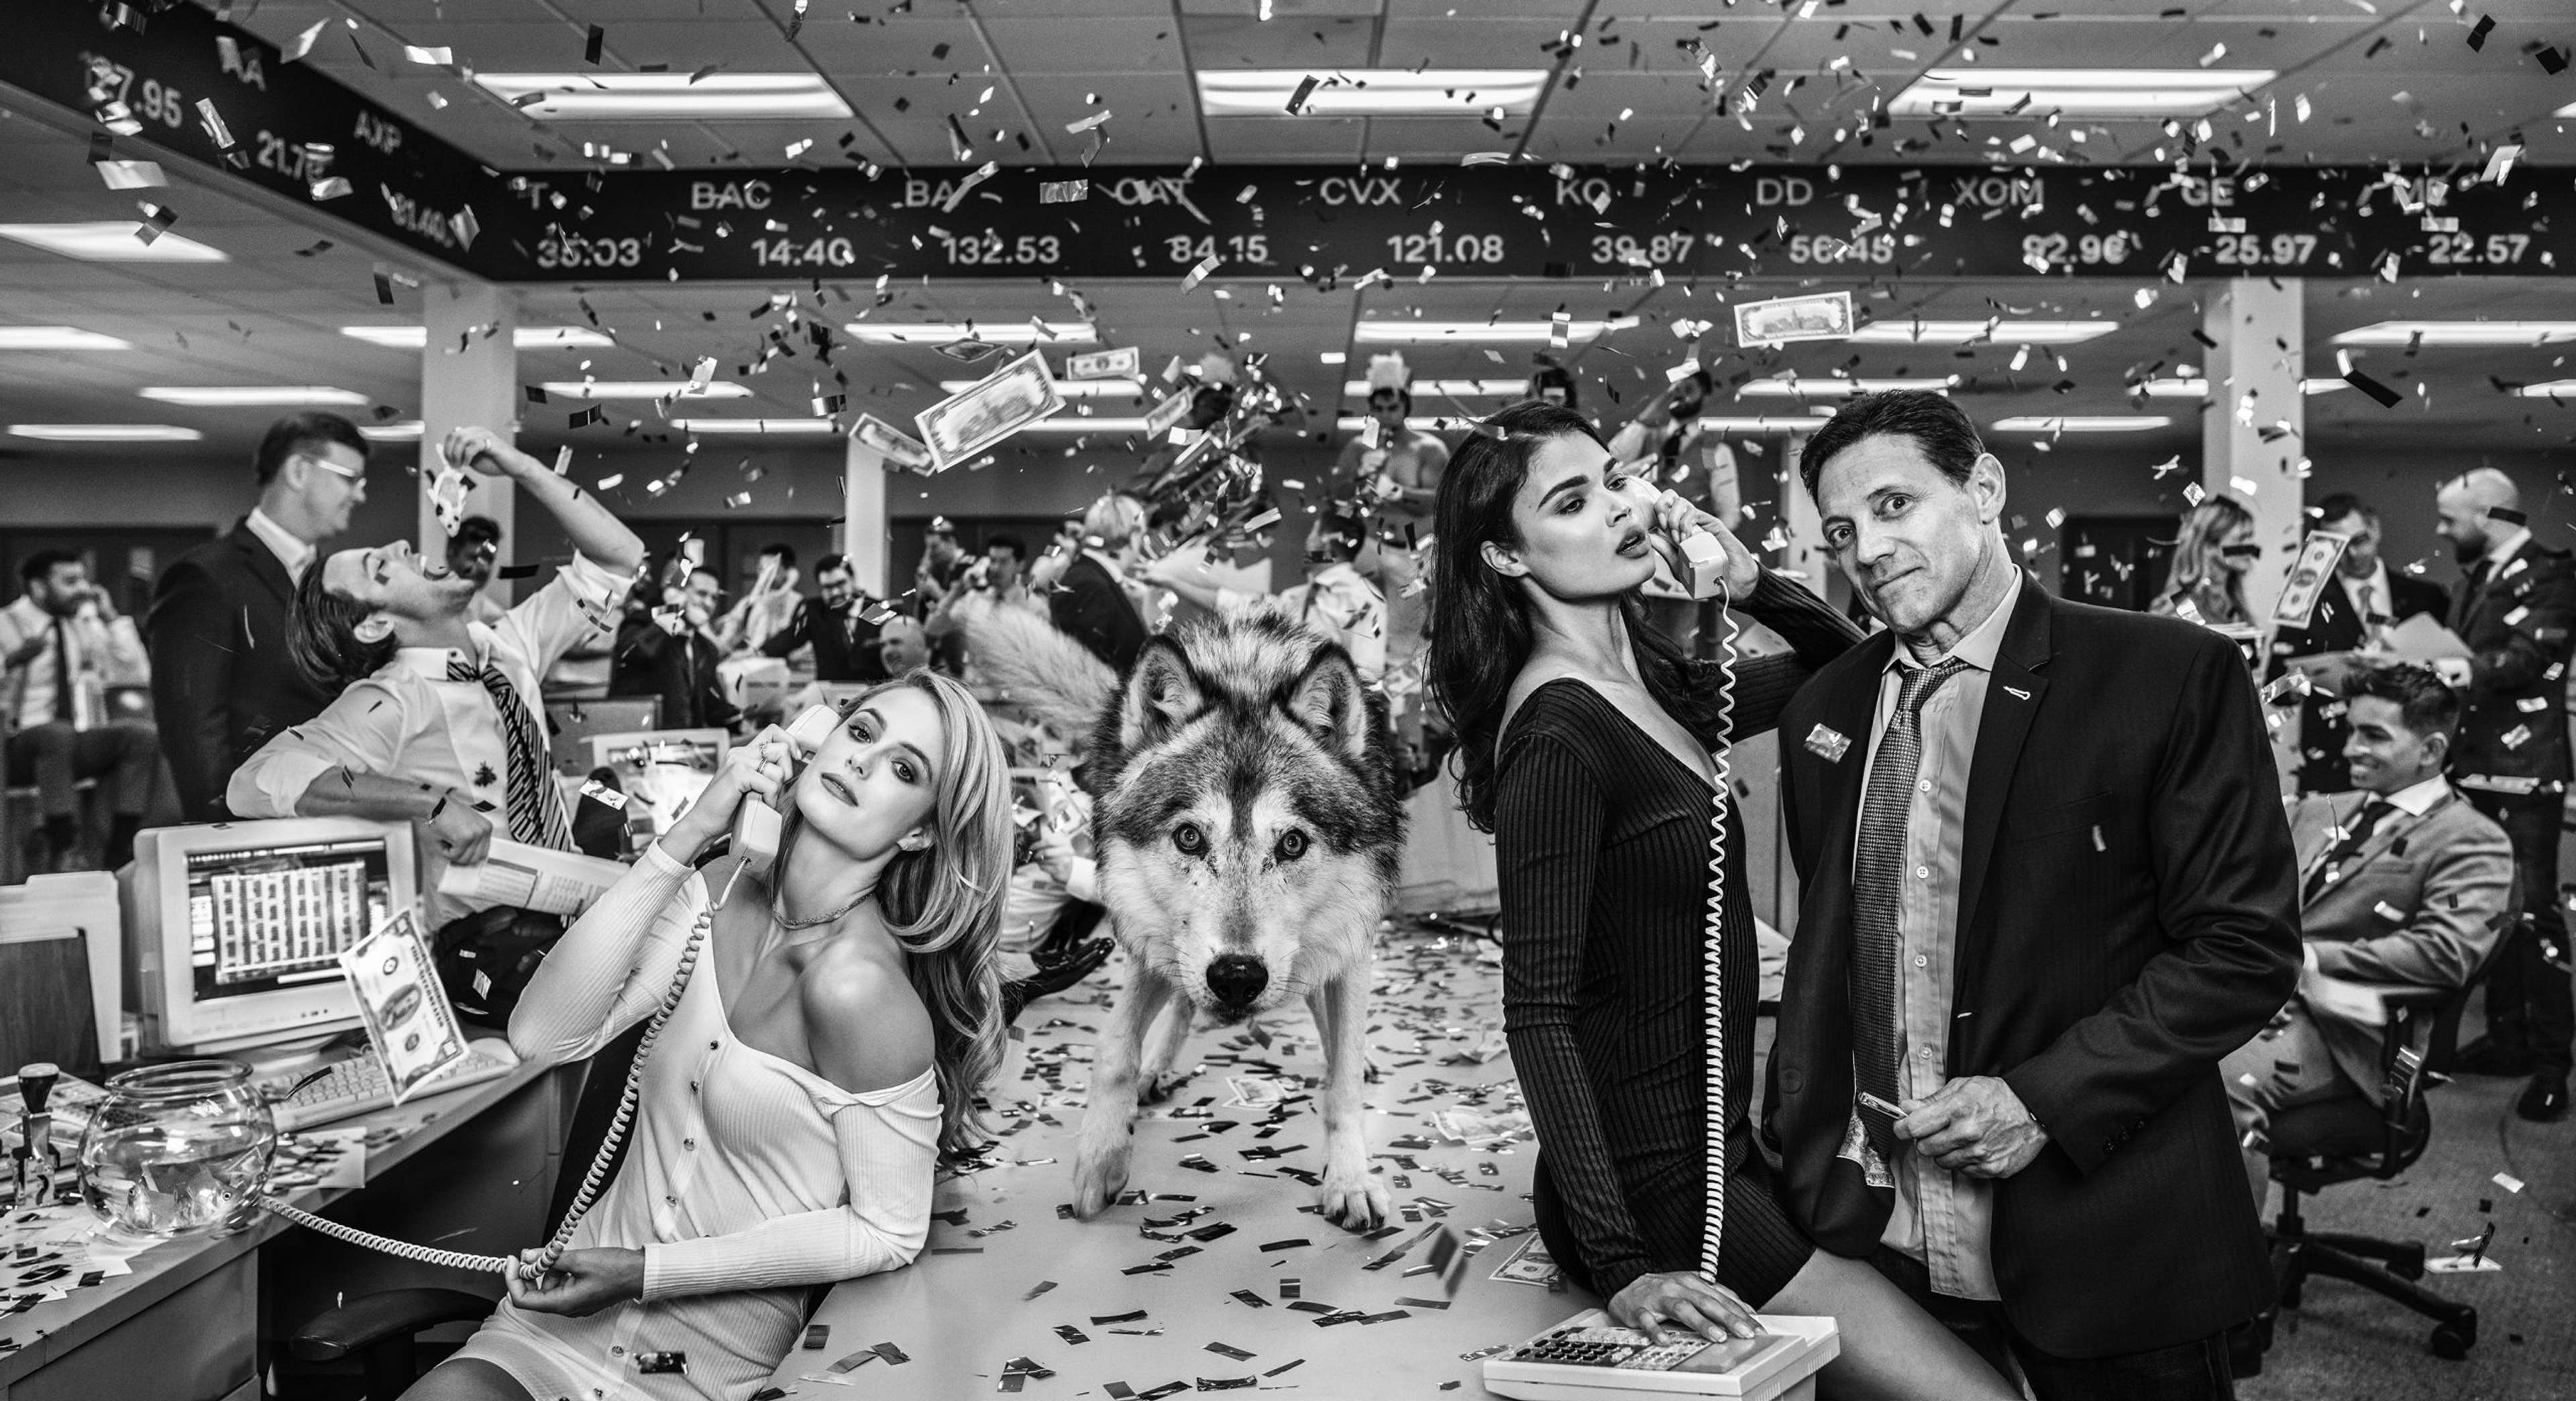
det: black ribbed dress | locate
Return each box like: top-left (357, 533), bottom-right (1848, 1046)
top-left (1496, 571), bottom-right (1864, 1305)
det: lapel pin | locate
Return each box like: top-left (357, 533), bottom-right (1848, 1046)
top-left (2002, 684), bottom-right (2031, 700)
top-left (1804, 723), bottom-right (1851, 763)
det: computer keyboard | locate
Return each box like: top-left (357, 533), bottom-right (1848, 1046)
top-left (255, 1038), bottom-right (523, 1133)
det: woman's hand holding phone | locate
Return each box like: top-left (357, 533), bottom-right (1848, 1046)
top-left (660, 724), bottom-right (794, 863)
top-left (1650, 494), bottom-right (1764, 598)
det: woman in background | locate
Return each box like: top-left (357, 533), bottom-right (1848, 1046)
top-left (409, 672), bottom-right (1012, 1401)
top-left (2153, 494), bottom-right (2259, 626)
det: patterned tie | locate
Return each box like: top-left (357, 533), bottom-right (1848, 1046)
top-left (447, 654), bottom-right (572, 851)
top-left (2303, 798), bottom-right (2396, 904)
top-left (1851, 657), bottom-right (1972, 1161)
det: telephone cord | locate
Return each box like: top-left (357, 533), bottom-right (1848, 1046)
top-left (1698, 583), bottom-right (1737, 1290)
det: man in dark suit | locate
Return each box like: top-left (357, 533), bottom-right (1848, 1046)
top-left (757, 552), bottom-right (887, 683)
top-left (610, 563), bottom-right (740, 732)
top-left (1772, 392), bottom-right (2300, 1397)
top-left (2431, 468), bottom-right (2576, 1121)
top-left (146, 413), bottom-right (370, 819)
top-left (2265, 492), bottom-right (2449, 792)
top-left (1049, 492), bottom-right (1150, 674)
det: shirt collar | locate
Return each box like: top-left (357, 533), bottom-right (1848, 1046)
top-left (1888, 578), bottom-right (2019, 675)
top-left (2484, 527), bottom-right (2531, 574)
top-left (390, 626), bottom-right (494, 680)
top-left (2380, 774), bottom-right (2451, 817)
top-left (2339, 562), bottom-right (2391, 604)
top-left (246, 507), bottom-right (316, 578)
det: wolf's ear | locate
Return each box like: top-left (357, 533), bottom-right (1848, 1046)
top-left (1286, 649), bottom-right (1371, 766)
top-left (1118, 637), bottom-right (1203, 754)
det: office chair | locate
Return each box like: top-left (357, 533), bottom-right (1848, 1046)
top-left (2263, 937), bottom-right (2501, 1361)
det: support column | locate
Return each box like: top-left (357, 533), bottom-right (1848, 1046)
top-left (1774, 431), bottom-right (1833, 597)
top-left (843, 438), bottom-right (890, 599)
top-left (2202, 278), bottom-right (2306, 621)
top-left (421, 281), bottom-right (519, 600)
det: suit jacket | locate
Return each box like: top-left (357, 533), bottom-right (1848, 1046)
top-left (2267, 572), bottom-right (2449, 792)
top-left (146, 520), bottom-right (333, 820)
top-left (608, 619), bottom-right (740, 732)
top-left (1771, 576), bottom-right (2301, 1358)
top-left (2447, 543), bottom-right (2576, 799)
top-left (2290, 788), bottom-right (2514, 1099)
top-left (1051, 554), bottom-right (1148, 675)
top-left (759, 597), bottom-right (888, 683)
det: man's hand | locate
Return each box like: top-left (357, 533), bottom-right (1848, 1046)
top-left (1896, 1076), bottom-right (2049, 1179)
top-left (1606, 1270), bottom-right (1764, 1346)
top-left (2432, 656), bottom-right (2473, 688)
top-left (439, 425), bottom-right (538, 480)
top-left (423, 790), bottom-right (495, 866)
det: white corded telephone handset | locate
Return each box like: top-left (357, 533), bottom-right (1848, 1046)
top-left (260, 703), bottom-right (849, 1278)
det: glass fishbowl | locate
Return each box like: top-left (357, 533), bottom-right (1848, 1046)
top-left (78, 1061), bottom-right (276, 1239)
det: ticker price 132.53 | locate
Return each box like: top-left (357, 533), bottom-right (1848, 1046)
top-left (536, 236), bottom-right (645, 270)
top-left (934, 231), bottom-right (1060, 266)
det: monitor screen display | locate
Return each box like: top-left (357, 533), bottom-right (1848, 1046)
top-left (183, 835), bottom-right (395, 1004)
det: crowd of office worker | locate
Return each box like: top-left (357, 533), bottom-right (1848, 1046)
top-left (1, 372), bottom-right (2567, 1400)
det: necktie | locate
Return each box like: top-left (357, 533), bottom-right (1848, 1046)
top-left (1851, 658), bottom-right (1972, 1161)
top-left (43, 618), bottom-right (70, 726)
top-left (447, 654), bottom-right (572, 851)
top-left (2303, 798), bottom-right (2396, 904)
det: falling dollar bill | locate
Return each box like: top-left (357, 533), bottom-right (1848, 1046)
top-left (2271, 530), bottom-right (2351, 629)
top-left (335, 911), bottom-right (467, 1103)
top-left (1065, 346), bottom-right (1141, 380)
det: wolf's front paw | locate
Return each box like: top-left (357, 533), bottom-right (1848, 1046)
top-left (1068, 1113), bottom-right (1133, 1220)
top-left (1318, 1159), bottom-right (1390, 1232)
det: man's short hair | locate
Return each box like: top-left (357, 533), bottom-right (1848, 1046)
top-left (1368, 386), bottom-right (1414, 415)
top-left (986, 533), bottom-right (1027, 563)
top-left (19, 550), bottom-right (78, 586)
top-left (2311, 492), bottom-right (2378, 528)
top-left (1798, 390), bottom-right (1984, 497)
top-left (2347, 662), bottom-right (2461, 743)
top-left (814, 553), bottom-right (849, 577)
top-left (287, 559), bottom-right (396, 692)
top-left (254, 412), bottom-right (369, 486)
top-left (451, 515), bottom-right (502, 549)
top-left (758, 542), bottom-right (796, 567)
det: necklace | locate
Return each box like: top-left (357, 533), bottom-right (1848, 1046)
top-left (772, 883), bottom-right (874, 933)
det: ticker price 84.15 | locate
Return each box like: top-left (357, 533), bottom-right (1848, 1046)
top-left (936, 230), bottom-right (1061, 267)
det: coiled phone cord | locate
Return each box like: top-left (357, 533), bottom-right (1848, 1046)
top-left (1698, 582), bottom-right (1737, 1290)
top-left (257, 906), bottom-right (716, 1279)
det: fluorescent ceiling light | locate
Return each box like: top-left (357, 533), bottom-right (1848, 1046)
top-left (1890, 69), bottom-right (2275, 118)
top-left (340, 325), bottom-right (616, 349)
top-left (1334, 416), bottom-right (1493, 432)
top-left (0, 222), bottom-right (228, 263)
top-left (1849, 320), bottom-right (2117, 346)
top-left (1022, 417), bottom-right (1156, 434)
top-left (1689, 416), bottom-right (1834, 433)
top-left (140, 386), bottom-right (367, 407)
top-left (472, 73), bottom-right (851, 120)
top-left (1342, 379), bottom-right (1530, 397)
top-left (1320, 352), bottom-right (1348, 365)
top-left (2139, 377), bottom-right (2347, 398)
top-left (0, 326), bottom-right (131, 350)
top-left (2332, 321), bottom-right (2576, 347)
top-left (1354, 319), bottom-right (1633, 346)
top-left (541, 380), bottom-right (750, 400)
top-left (842, 321), bottom-right (1097, 346)
top-left (10, 423), bottom-right (203, 442)
top-left (1737, 376), bottom-right (1958, 399)
top-left (1198, 69), bottom-right (1550, 117)
top-left (669, 418), bottom-right (841, 436)
top-left (943, 377), bottom-right (1140, 399)
top-left (360, 420), bottom-right (423, 441)
top-left (2510, 380), bottom-right (2576, 398)
top-left (1991, 416), bottom-right (2173, 433)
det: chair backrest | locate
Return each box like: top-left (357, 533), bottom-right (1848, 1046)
top-left (2369, 866), bottom-right (2519, 1168)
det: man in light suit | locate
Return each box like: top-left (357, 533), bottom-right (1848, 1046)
top-left (1773, 392), bottom-right (2300, 1398)
top-left (2225, 662), bottom-right (2514, 1207)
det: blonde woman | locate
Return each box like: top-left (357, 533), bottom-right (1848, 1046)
top-left (409, 672), bottom-right (1012, 1401)
top-left (2152, 495), bottom-right (2259, 626)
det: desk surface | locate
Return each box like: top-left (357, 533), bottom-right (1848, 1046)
top-left (767, 929), bottom-right (1601, 1400)
top-left (0, 1053), bottom-right (552, 1387)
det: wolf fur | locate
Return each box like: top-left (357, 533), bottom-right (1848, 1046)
top-left (973, 602), bottom-right (1404, 1228)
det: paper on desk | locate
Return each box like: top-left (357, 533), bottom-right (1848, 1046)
top-left (437, 839), bottom-right (627, 918)
top-left (2379, 612), bottom-right (2473, 664)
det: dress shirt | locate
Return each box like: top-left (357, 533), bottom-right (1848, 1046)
top-left (2302, 774), bottom-right (2449, 897)
top-left (1843, 581), bottom-right (2020, 1301)
top-left (1220, 562), bottom-right (1387, 687)
top-left (1, 598), bottom-right (146, 732)
top-left (2338, 564), bottom-right (2394, 632)
top-left (245, 507), bottom-right (317, 584)
top-left (229, 553), bottom-right (631, 924)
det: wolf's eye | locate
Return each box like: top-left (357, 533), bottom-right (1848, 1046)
top-left (1275, 830), bottom-right (1308, 861)
top-left (1173, 823), bottom-right (1206, 855)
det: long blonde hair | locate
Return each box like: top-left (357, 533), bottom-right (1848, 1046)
top-left (777, 670), bottom-right (1010, 1163)
top-left (2159, 494), bottom-right (2255, 623)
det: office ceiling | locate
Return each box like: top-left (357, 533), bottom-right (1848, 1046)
top-left (0, 1), bottom-right (2571, 464)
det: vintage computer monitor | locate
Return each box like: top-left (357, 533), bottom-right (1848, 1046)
top-left (586, 729), bottom-right (730, 845)
top-left (547, 696), bottom-right (663, 776)
top-left (120, 818), bottom-right (421, 1056)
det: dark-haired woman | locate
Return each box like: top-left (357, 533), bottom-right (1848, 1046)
top-left (1430, 404), bottom-right (2016, 1398)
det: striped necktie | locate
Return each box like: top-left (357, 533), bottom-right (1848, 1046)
top-left (1851, 657), bottom-right (1972, 1161)
top-left (447, 654), bottom-right (572, 851)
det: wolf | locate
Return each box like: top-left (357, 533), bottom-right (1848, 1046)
top-left (965, 598), bottom-right (1405, 1229)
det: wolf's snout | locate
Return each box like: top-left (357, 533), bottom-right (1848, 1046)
top-left (1205, 954), bottom-right (1268, 1006)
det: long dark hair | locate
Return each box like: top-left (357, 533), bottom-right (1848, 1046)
top-left (287, 558), bottom-right (396, 692)
top-left (1428, 401), bottom-right (1720, 833)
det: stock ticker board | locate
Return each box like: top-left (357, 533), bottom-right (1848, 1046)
top-left (13, 0), bottom-right (2570, 287)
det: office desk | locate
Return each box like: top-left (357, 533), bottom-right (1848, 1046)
top-left (0, 1054), bottom-right (577, 1401)
top-left (765, 931), bottom-right (1603, 1400)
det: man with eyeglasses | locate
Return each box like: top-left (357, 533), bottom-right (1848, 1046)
top-left (147, 411), bottom-right (373, 819)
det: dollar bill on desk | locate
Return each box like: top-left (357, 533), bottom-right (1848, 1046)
top-left (1734, 290), bottom-right (1855, 347)
top-left (2270, 530), bottom-right (2351, 628)
top-left (916, 350), bottom-right (1065, 470)
top-left (335, 911), bottom-right (466, 1104)
top-left (1065, 346), bottom-right (1140, 380)
top-left (851, 414), bottom-right (936, 474)
top-left (1489, 1233), bottom-right (1562, 1287)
